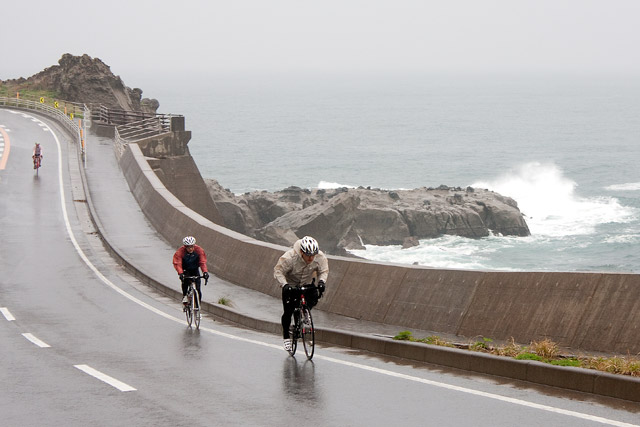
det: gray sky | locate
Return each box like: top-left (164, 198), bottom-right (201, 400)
top-left (2, 0), bottom-right (639, 81)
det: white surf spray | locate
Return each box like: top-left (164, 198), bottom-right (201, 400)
top-left (472, 162), bottom-right (637, 237)
top-left (317, 181), bottom-right (357, 189)
top-left (605, 182), bottom-right (640, 191)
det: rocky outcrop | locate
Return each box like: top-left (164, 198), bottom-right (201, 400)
top-left (206, 181), bottom-right (530, 255)
top-left (0, 53), bottom-right (158, 113)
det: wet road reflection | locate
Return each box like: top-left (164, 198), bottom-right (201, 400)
top-left (281, 357), bottom-right (320, 402)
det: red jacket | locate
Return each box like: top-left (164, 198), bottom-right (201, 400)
top-left (173, 244), bottom-right (208, 275)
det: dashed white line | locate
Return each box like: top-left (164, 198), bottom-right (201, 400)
top-left (22, 333), bottom-right (51, 348)
top-left (1, 307), bottom-right (16, 321)
top-left (74, 365), bottom-right (136, 392)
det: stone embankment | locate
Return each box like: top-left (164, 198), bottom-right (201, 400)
top-left (205, 180), bottom-right (530, 255)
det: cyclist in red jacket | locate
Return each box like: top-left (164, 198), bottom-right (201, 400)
top-left (173, 236), bottom-right (209, 307)
top-left (32, 142), bottom-right (43, 169)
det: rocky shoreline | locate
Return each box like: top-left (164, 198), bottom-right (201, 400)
top-left (206, 180), bottom-right (530, 256)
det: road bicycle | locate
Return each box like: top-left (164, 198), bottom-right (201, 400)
top-left (33, 155), bottom-right (41, 176)
top-left (183, 274), bottom-right (208, 329)
top-left (287, 283), bottom-right (318, 360)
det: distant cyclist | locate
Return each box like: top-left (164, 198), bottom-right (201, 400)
top-left (173, 236), bottom-right (209, 307)
top-left (274, 236), bottom-right (328, 352)
top-left (32, 142), bottom-right (43, 169)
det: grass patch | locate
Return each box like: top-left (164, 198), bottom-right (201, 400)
top-left (469, 337), bottom-right (493, 352)
top-left (515, 352), bottom-right (543, 361)
top-left (394, 330), bottom-right (413, 341)
top-left (217, 297), bottom-right (233, 307)
top-left (529, 338), bottom-right (559, 359)
top-left (0, 86), bottom-right (60, 100)
top-left (550, 358), bottom-right (581, 367)
top-left (392, 331), bottom-right (454, 347)
top-left (393, 331), bottom-right (640, 377)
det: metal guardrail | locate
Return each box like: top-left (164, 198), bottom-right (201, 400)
top-left (108, 110), bottom-right (177, 157)
top-left (90, 104), bottom-right (159, 126)
top-left (1, 95), bottom-right (182, 157)
top-left (114, 116), bottom-right (172, 157)
top-left (0, 96), bottom-right (85, 152)
top-left (1, 93), bottom-right (85, 118)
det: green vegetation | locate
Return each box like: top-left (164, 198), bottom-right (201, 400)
top-left (515, 352), bottom-right (543, 361)
top-left (393, 331), bottom-right (640, 377)
top-left (469, 337), bottom-right (493, 352)
top-left (392, 331), bottom-right (455, 348)
top-left (0, 85), bottom-right (60, 100)
top-left (217, 297), bottom-right (233, 307)
top-left (550, 358), bottom-right (581, 367)
top-left (0, 86), bottom-right (84, 119)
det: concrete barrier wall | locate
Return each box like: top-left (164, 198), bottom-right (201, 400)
top-left (120, 143), bottom-right (640, 354)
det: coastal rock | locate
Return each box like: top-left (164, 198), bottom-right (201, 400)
top-left (0, 53), bottom-right (158, 112)
top-left (205, 181), bottom-right (530, 255)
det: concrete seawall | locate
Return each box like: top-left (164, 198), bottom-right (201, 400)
top-left (120, 143), bottom-right (640, 355)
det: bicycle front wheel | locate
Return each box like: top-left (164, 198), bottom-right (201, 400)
top-left (288, 322), bottom-right (297, 356)
top-left (194, 290), bottom-right (201, 329)
top-left (301, 307), bottom-right (315, 360)
top-left (185, 291), bottom-right (193, 327)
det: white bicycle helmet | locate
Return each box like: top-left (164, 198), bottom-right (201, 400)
top-left (183, 236), bottom-right (196, 246)
top-left (299, 236), bottom-right (319, 256)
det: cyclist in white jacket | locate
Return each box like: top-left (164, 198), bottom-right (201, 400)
top-left (274, 236), bottom-right (328, 352)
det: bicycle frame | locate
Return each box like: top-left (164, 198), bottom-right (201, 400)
top-left (34, 155), bottom-right (41, 175)
top-left (183, 275), bottom-right (207, 329)
top-left (288, 284), bottom-right (316, 360)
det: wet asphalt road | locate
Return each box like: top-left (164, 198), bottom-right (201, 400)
top-left (1, 108), bottom-right (640, 426)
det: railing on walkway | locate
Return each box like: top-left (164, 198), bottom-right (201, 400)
top-left (1, 96), bottom-right (182, 157)
top-left (0, 96), bottom-right (84, 151)
top-left (114, 115), bottom-right (173, 157)
top-left (1, 93), bottom-right (85, 118)
top-left (89, 104), bottom-right (160, 126)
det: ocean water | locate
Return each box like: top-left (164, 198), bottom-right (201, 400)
top-left (142, 72), bottom-right (640, 273)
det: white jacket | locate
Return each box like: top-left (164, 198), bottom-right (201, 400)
top-left (274, 239), bottom-right (329, 288)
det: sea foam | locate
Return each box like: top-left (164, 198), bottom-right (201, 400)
top-left (605, 182), bottom-right (640, 191)
top-left (472, 162), bottom-right (637, 237)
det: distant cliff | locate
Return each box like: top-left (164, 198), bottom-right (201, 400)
top-left (205, 181), bottom-right (531, 256)
top-left (0, 53), bottom-right (158, 113)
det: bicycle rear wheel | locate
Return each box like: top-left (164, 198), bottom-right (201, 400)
top-left (194, 289), bottom-right (201, 329)
top-left (301, 307), bottom-right (315, 360)
top-left (185, 290), bottom-right (193, 327)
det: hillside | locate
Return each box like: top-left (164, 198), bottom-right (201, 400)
top-left (0, 53), bottom-right (158, 113)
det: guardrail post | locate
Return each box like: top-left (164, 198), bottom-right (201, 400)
top-left (170, 116), bottom-right (185, 131)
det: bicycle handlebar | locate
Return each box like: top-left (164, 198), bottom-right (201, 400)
top-left (182, 275), bottom-right (209, 286)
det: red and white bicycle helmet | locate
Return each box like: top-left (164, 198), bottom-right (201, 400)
top-left (299, 236), bottom-right (319, 256)
top-left (183, 236), bottom-right (196, 246)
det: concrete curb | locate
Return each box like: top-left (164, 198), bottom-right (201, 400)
top-left (70, 137), bottom-right (640, 404)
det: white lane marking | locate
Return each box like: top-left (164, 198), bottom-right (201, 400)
top-left (37, 117), bottom-right (637, 427)
top-left (22, 333), bottom-right (51, 348)
top-left (1, 307), bottom-right (16, 321)
top-left (318, 355), bottom-right (638, 427)
top-left (74, 364), bottom-right (136, 392)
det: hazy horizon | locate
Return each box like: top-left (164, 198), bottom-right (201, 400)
top-left (2, 0), bottom-right (639, 84)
